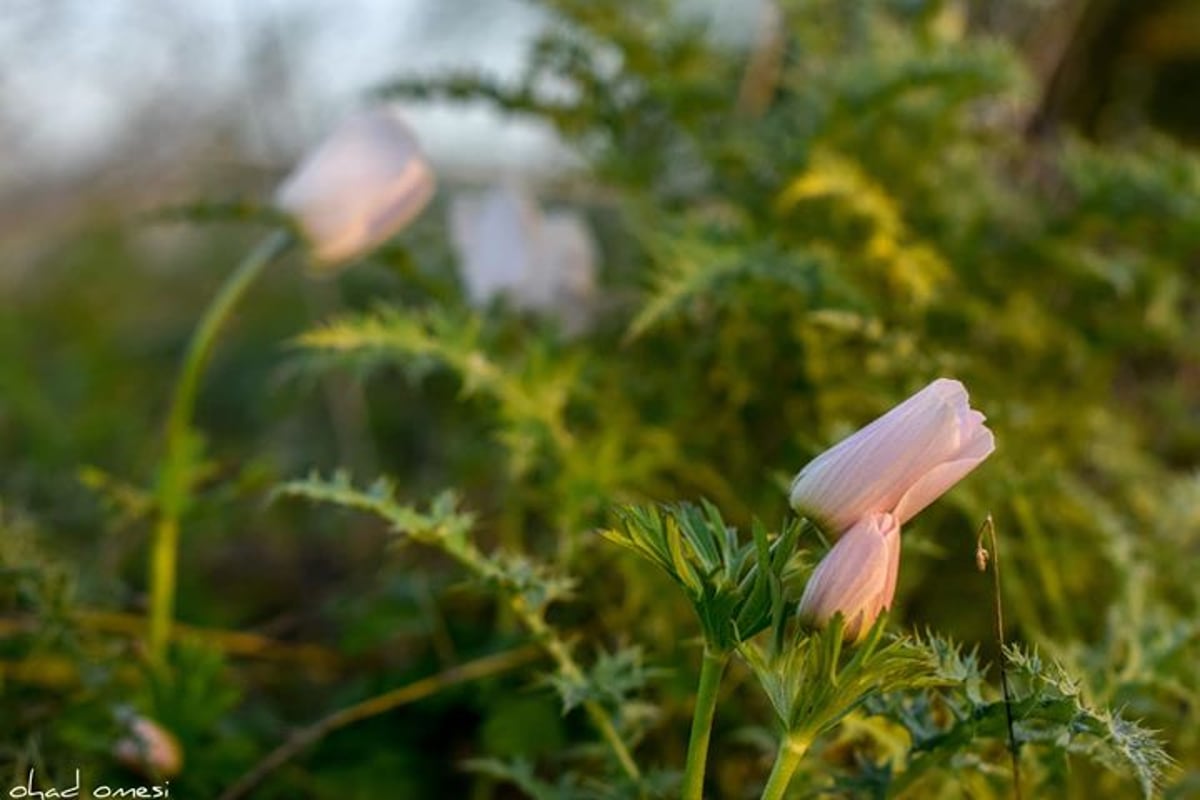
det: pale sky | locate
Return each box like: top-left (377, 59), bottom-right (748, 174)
top-left (0, 0), bottom-right (568, 188)
top-left (0, 0), bottom-right (760, 194)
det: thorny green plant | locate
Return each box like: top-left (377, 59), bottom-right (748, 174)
top-left (3, 1), bottom-right (1199, 798)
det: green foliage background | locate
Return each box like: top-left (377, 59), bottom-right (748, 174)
top-left (2, 0), bottom-right (1199, 797)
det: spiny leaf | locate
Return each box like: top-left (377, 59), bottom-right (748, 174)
top-left (625, 234), bottom-right (829, 341)
top-left (602, 502), bottom-right (786, 651)
top-left (545, 646), bottom-right (661, 715)
top-left (1004, 644), bottom-right (1175, 797)
top-left (275, 469), bottom-right (473, 548)
top-left (741, 617), bottom-right (945, 737)
top-left (297, 307), bottom-right (578, 472)
top-left (877, 640), bottom-right (1174, 798)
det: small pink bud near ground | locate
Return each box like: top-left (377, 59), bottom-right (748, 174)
top-left (114, 716), bottom-right (183, 779)
top-left (797, 512), bottom-right (900, 641)
top-left (275, 107), bottom-right (436, 268)
top-left (789, 378), bottom-right (994, 536)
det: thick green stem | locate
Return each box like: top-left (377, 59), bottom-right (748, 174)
top-left (149, 230), bottom-right (294, 666)
top-left (681, 649), bottom-right (729, 800)
top-left (760, 734), bottom-right (809, 800)
top-left (147, 514), bottom-right (180, 666)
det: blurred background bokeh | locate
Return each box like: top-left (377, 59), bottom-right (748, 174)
top-left (3, 0), bottom-right (1200, 797)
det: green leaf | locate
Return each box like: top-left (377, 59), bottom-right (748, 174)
top-left (602, 502), bottom-right (791, 651)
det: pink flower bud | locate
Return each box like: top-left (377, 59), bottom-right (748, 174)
top-left (275, 107), bottom-right (436, 267)
top-left (789, 378), bottom-right (994, 535)
top-left (114, 716), bottom-right (183, 779)
top-left (797, 513), bottom-right (900, 641)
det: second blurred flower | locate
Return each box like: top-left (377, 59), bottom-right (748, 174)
top-left (450, 184), bottom-right (596, 333)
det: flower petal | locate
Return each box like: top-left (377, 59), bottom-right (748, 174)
top-left (790, 379), bottom-right (987, 532)
top-left (893, 426), bottom-right (994, 523)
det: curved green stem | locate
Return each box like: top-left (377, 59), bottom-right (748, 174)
top-left (582, 698), bottom-right (642, 784)
top-left (516, 600), bottom-right (641, 783)
top-left (681, 648), bottom-right (729, 800)
top-left (149, 230), bottom-right (294, 666)
top-left (760, 734), bottom-right (809, 800)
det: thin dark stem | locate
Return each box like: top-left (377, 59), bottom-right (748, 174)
top-left (977, 514), bottom-right (1022, 800)
top-left (217, 645), bottom-right (542, 800)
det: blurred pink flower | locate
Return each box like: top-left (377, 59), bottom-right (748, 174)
top-left (788, 378), bottom-right (994, 535)
top-left (797, 512), bottom-right (900, 641)
top-left (449, 183), bottom-right (596, 333)
top-left (276, 107), bottom-right (435, 267)
top-left (114, 715), bottom-right (183, 779)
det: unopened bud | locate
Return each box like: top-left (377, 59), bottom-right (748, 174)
top-left (114, 716), bottom-right (183, 779)
top-left (798, 513), bottom-right (901, 642)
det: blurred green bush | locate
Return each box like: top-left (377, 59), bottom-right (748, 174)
top-left (2, 0), bottom-right (1198, 797)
